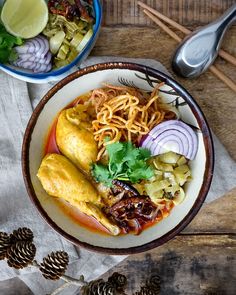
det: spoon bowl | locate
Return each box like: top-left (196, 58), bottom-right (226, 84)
top-left (172, 4), bottom-right (236, 78)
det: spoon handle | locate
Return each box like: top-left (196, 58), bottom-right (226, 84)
top-left (215, 4), bottom-right (236, 31)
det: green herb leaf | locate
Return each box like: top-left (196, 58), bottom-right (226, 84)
top-left (129, 165), bottom-right (154, 183)
top-left (138, 147), bottom-right (152, 160)
top-left (9, 49), bottom-right (18, 62)
top-left (91, 163), bottom-right (113, 187)
top-left (0, 49), bottom-right (11, 63)
top-left (0, 23), bottom-right (22, 64)
top-left (92, 141), bottom-right (154, 187)
top-left (106, 141), bottom-right (124, 160)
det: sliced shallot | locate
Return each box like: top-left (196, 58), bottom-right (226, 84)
top-left (16, 51), bottom-right (52, 65)
top-left (12, 59), bottom-right (52, 73)
top-left (12, 35), bottom-right (52, 73)
top-left (14, 36), bottom-right (49, 58)
top-left (33, 62), bottom-right (52, 73)
top-left (141, 120), bottom-right (198, 160)
top-left (108, 196), bottom-right (159, 234)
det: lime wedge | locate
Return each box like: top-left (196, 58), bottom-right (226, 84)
top-left (1, 0), bottom-right (48, 39)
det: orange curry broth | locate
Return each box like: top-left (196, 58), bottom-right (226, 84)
top-left (44, 93), bottom-right (114, 235)
top-left (43, 93), bottom-right (174, 236)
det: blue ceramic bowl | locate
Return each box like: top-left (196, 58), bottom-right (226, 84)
top-left (0, 0), bottom-right (102, 83)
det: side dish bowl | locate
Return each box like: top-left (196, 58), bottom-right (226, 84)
top-left (0, 0), bottom-right (102, 84)
top-left (22, 62), bottom-right (214, 254)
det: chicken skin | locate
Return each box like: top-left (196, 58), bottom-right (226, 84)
top-left (37, 154), bottom-right (120, 235)
top-left (56, 104), bottom-right (98, 173)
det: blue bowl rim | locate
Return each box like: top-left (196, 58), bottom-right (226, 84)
top-left (0, 0), bottom-right (102, 79)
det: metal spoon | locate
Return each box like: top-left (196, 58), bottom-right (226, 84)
top-left (172, 4), bottom-right (236, 78)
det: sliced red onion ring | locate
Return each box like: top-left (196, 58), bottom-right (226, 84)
top-left (36, 35), bottom-right (49, 58)
top-left (14, 44), bottom-right (30, 54)
top-left (33, 62), bottom-right (52, 73)
top-left (12, 36), bottom-right (52, 73)
top-left (14, 35), bottom-right (49, 58)
top-left (141, 120), bottom-right (198, 160)
top-left (15, 39), bottom-right (38, 55)
top-left (12, 59), bottom-right (52, 73)
top-left (12, 60), bottom-right (36, 70)
top-left (43, 51), bottom-right (52, 65)
top-left (16, 51), bottom-right (52, 65)
top-left (32, 62), bottom-right (51, 73)
top-left (45, 63), bottom-right (52, 72)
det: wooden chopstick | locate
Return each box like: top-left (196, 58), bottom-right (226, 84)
top-left (138, 1), bottom-right (190, 34)
top-left (209, 65), bottom-right (236, 92)
top-left (138, 1), bottom-right (236, 67)
top-left (144, 10), bottom-right (181, 43)
top-left (142, 9), bottom-right (236, 93)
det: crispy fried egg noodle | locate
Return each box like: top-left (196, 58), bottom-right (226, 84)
top-left (38, 83), bottom-right (190, 236)
top-left (89, 84), bottom-right (176, 160)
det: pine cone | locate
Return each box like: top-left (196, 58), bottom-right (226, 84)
top-left (96, 281), bottom-right (115, 295)
top-left (134, 286), bottom-right (155, 295)
top-left (108, 272), bottom-right (127, 291)
top-left (10, 227), bottom-right (34, 242)
top-left (7, 241), bottom-right (36, 269)
top-left (81, 279), bottom-right (116, 295)
top-left (146, 275), bottom-right (161, 292)
top-left (0, 232), bottom-right (11, 260)
top-left (39, 251), bottom-right (69, 280)
top-left (204, 288), bottom-right (221, 295)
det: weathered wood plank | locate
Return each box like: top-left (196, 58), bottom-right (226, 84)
top-left (100, 0), bottom-right (236, 27)
top-left (92, 26), bottom-right (236, 160)
top-left (100, 235), bottom-right (236, 294)
top-left (182, 189), bottom-right (236, 234)
top-left (1, 192), bottom-right (235, 295)
top-left (1, 2), bottom-right (236, 294)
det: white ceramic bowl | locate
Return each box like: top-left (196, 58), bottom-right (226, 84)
top-left (0, 0), bottom-right (102, 83)
top-left (22, 62), bottom-right (214, 254)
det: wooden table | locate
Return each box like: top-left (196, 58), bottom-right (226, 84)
top-left (95, 1), bottom-right (236, 294)
top-left (2, 1), bottom-right (236, 294)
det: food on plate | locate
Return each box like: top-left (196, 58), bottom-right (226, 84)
top-left (91, 83), bottom-right (176, 160)
top-left (1, 0), bottom-right (48, 39)
top-left (144, 152), bottom-right (191, 206)
top-left (0, 0), bottom-right (94, 72)
top-left (56, 104), bottom-right (98, 173)
top-left (48, 0), bottom-right (93, 23)
top-left (92, 141), bottom-right (154, 187)
top-left (38, 154), bottom-right (99, 203)
top-left (12, 36), bottom-right (52, 73)
top-left (37, 153), bottom-right (120, 235)
top-left (38, 84), bottom-right (198, 236)
top-left (141, 120), bottom-right (198, 160)
top-left (0, 24), bottom-right (23, 63)
top-left (43, 12), bottom-right (93, 69)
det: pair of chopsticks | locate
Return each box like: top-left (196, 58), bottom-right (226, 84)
top-left (138, 1), bottom-right (236, 93)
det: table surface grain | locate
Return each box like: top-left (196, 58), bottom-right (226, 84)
top-left (1, 1), bottom-right (236, 294)
top-left (97, 1), bottom-right (236, 294)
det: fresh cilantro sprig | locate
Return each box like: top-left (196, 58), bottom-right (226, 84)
top-left (0, 23), bottom-right (23, 63)
top-left (92, 141), bottom-right (154, 187)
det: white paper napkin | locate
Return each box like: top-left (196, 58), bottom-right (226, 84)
top-left (0, 57), bottom-right (235, 295)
